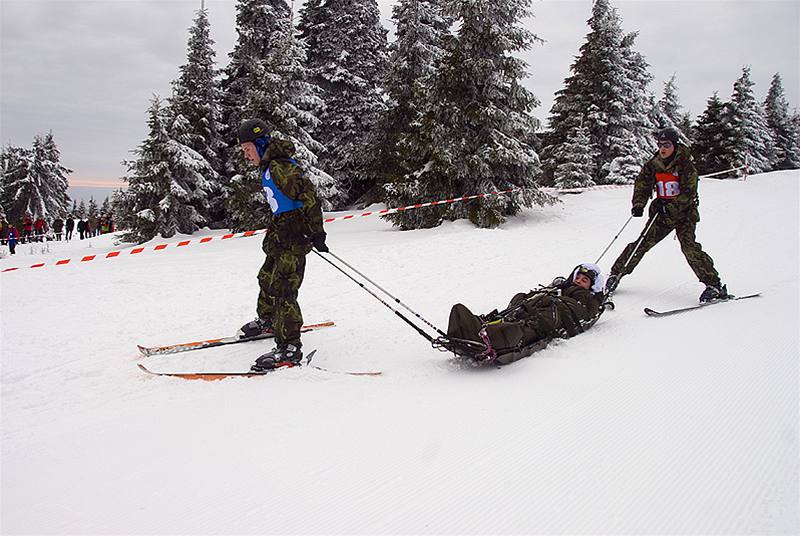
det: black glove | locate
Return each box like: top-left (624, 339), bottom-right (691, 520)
top-left (631, 205), bottom-right (644, 217)
top-left (311, 232), bottom-right (329, 253)
top-left (651, 198), bottom-right (667, 215)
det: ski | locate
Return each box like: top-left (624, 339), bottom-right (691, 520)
top-left (137, 321), bottom-right (335, 357)
top-left (137, 350), bottom-right (318, 381)
top-left (138, 363), bottom-right (283, 380)
top-left (644, 293), bottom-right (761, 317)
top-left (308, 365), bottom-right (382, 377)
top-left (137, 350), bottom-right (382, 380)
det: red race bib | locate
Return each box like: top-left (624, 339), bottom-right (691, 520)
top-left (655, 172), bottom-right (680, 198)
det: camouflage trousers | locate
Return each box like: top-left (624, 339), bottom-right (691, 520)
top-left (256, 246), bottom-right (307, 345)
top-left (447, 302), bottom-right (553, 365)
top-left (610, 215), bottom-right (721, 286)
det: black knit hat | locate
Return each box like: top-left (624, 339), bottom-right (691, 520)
top-left (656, 127), bottom-right (680, 145)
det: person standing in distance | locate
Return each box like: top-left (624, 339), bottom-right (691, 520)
top-left (237, 119), bottom-right (328, 370)
top-left (605, 127), bottom-right (728, 303)
top-left (65, 215), bottom-right (75, 241)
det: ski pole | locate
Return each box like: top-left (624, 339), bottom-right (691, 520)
top-left (324, 249), bottom-right (447, 337)
top-left (312, 250), bottom-right (438, 343)
top-left (621, 212), bottom-right (659, 272)
top-left (595, 215), bottom-right (633, 265)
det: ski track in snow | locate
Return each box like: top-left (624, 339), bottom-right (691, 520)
top-left (1, 171), bottom-right (798, 534)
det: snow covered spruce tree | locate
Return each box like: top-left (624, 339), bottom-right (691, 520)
top-left (168, 7), bottom-right (226, 226)
top-left (542, 0), bottom-right (657, 186)
top-left (793, 112), bottom-right (800, 153)
top-left (383, 0), bottom-right (550, 229)
top-left (692, 92), bottom-right (737, 176)
top-left (116, 96), bottom-right (217, 243)
top-left (552, 124), bottom-right (596, 189)
top-left (41, 132), bottom-right (72, 211)
top-left (603, 31), bottom-right (657, 184)
top-left (653, 75), bottom-right (692, 143)
top-left (763, 73), bottom-right (800, 170)
top-left (0, 133), bottom-right (71, 224)
top-left (222, 0), bottom-right (337, 229)
top-left (0, 145), bottom-right (32, 223)
top-left (87, 196), bottom-right (99, 222)
top-left (299, 0), bottom-right (389, 205)
top-left (0, 157), bottom-right (5, 220)
top-left (725, 66), bottom-right (776, 174)
top-left (377, 0), bottom-right (450, 183)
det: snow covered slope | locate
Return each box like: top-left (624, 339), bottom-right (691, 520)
top-left (2, 171), bottom-right (797, 534)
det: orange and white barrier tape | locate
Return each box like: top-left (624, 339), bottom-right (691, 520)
top-left (322, 187), bottom-right (527, 224)
top-left (1, 229), bottom-right (266, 273)
top-left (0, 165), bottom-right (751, 274)
top-left (320, 182), bottom-right (659, 224)
top-left (700, 165), bottom-right (749, 179)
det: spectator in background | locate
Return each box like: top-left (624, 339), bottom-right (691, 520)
top-left (53, 216), bottom-right (64, 241)
top-left (7, 225), bottom-right (18, 255)
top-left (33, 216), bottom-right (46, 241)
top-left (22, 213), bottom-right (33, 242)
top-left (77, 218), bottom-right (86, 240)
top-left (88, 214), bottom-right (98, 237)
top-left (0, 218), bottom-right (8, 246)
top-left (65, 215), bottom-right (75, 241)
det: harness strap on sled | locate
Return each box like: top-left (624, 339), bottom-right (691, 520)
top-left (478, 327), bottom-right (497, 363)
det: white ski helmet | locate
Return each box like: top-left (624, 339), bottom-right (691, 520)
top-left (571, 263), bottom-right (604, 294)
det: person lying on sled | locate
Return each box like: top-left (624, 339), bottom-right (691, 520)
top-left (445, 263), bottom-right (605, 365)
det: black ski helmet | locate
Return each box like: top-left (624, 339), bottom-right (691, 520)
top-left (655, 127), bottom-right (680, 146)
top-left (237, 119), bottom-right (269, 144)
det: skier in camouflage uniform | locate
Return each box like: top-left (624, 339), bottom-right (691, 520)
top-left (236, 119), bottom-right (328, 370)
top-left (605, 128), bottom-right (728, 303)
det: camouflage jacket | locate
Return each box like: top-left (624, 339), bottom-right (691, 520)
top-left (259, 139), bottom-right (324, 251)
top-left (632, 144), bottom-right (700, 223)
top-left (505, 284), bottom-right (602, 338)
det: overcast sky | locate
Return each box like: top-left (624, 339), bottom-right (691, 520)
top-left (1, 0), bottom-right (798, 190)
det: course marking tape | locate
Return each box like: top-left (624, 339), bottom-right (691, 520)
top-left (0, 166), bottom-right (749, 274)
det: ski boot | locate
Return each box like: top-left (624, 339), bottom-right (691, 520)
top-left (238, 317), bottom-right (273, 338)
top-left (604, 273), bottom-right (622, 295)
top-left (251, 342), bottom-right (303, 371)
top-left (699, 284), bottom-right (730, 303)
